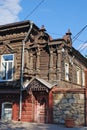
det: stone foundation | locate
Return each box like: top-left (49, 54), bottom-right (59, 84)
top-left (53, 92), bottom-right (85, 126)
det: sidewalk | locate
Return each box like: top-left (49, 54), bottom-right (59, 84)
top-left (0, 121), bottom-right (87, 130)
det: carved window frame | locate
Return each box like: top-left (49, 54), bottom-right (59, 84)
top-left (76, 67), bottom-right (81, 84)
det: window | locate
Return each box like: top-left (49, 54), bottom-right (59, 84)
top-left (65, 63), bottom-right (69, 81)
top-left (77, 67), bottom-right (80, 84)
top-left (2, 102), bottom-right (12, 120)
top-left (82, 70), bottom-right (85, 86)
top-left (0, 54), bottom-right (14, 81)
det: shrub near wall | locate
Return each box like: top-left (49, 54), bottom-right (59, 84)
top-left (53, 92), bottom-right (85, 126)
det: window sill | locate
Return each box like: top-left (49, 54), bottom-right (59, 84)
top-left (0, 79), bottom-right (13, 82)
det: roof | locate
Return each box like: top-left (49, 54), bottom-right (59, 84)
top-left (0, 20), bottom-right (39, 32)
top-left (23, 77), bottom-right (57, 91)
top-left (70, 47), bottom-right (87, 67)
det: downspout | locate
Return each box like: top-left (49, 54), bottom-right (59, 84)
top-left (19, 21), bottom-right (33, 120)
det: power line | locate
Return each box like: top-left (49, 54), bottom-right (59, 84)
top-left (23, 1), bottom-right (87, 53)
top-left (24, 0), bottom-right (45, 20)
top-left (47, 31), bottom-right (63, 37)
top-left (78, 40), bottom-right (87, 51)
top-left (80, 44), bottom-right (87, 52)
top-left (73, 38), bottom-right (85, 43)
top-left (72, 25), bottom-right (87, 43)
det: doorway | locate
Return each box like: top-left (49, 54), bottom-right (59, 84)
top-left (34, 92), bottom-right (48, 123)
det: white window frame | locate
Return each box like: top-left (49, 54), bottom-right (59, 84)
top-left (82, 70), bottom-right (85, 86)
top-left (1, 102), bottom-right (12, 120)
top-left (77, 67), bottom-right (80, 84)
top-left (65, 63), bottom-right (69, 81)
top-left (0, 54), bottom-right (14, 81)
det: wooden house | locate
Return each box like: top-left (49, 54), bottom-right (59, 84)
top-left (0, 20), bottom-right (87, 126)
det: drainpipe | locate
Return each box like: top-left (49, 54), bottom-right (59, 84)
top-left (19, 21), bottom-right (33, 120)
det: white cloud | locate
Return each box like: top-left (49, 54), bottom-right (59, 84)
top-left (0, 0), bottom-right (22, 25)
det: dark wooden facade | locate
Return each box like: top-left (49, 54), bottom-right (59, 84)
top-left (0, 20), bottom-right (87, 126)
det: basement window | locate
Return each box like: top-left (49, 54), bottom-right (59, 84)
top-left (0, 54), bottom-right (14, 81)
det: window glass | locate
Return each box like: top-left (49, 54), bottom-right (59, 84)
top-left (0, 54), bottom-right (14, 81)
top-left (2, 102), bottom-right (12, 120)
top-left (2, 55), bottom-right (13, 61)
top-left (8, 62), bottom-right (12, 79)
top-left (4, 103), bottom-right (12, 109)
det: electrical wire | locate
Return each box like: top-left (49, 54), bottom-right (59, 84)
top-left (22, 1), bottom-right (87, 52)
top-left (22, 0), bottom-right (87, 54)
top-left (24, 0), bottom-right (45, 20)
top-left (47, 31), bottom-right (63, 37)
top-left (78, 40), bottom-right (87, 51)
top-left (72, 25), bottom-right (87, 43)
top-left (80, 44), bottom-right (87, 52)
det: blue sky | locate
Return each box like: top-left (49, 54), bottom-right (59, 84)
top-left (0, 0), bottom-right (87, 56)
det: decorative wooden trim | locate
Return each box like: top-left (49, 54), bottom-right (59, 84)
top-left (36, 46), bottom-right (40, 77)
top-left (52, 87), bottom-right (85, 93)
top-left (29, 50), bottom-right (33, 73)
top-left (49, 47), bottom-right (54, 81)
top-left (56, 48), bottom-right (62, 80)
top-left (0, 32), bottom-right (26, 42)
top-left (25, 49), bottom-right (29, 73)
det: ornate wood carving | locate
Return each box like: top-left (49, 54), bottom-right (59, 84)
top-left (29, 50), bottom-right (33, 73)
top-left (56, 48), bottom-right (62, 80)
top-left (49, 50), bottom-right (53, 70)
top-left (36, 46), bottom-right (40, 77)
top-left (29, 30), bottom-right (49, 45)
top-left (24, 49), bottom-right (29, 74)
top-left (3, 41), bottom-right (14, 51)
top-left (0, 32), bottom-right (26, 41)
top-left (0, 42), bottom-right (16, 54)
top-left (27, 79), bottom-right (48, 91)
top-left (49, 46), bottom-right (54, 81)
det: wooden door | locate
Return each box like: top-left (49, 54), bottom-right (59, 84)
top-left (34, 94), bottom-right (48, 123)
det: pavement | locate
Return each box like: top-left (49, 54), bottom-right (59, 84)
top-left (0, 121), bottom-right (87, 130)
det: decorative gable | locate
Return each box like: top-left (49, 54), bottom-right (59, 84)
top-left (28, 25), bottom-right (49, 48)
top-left (23, 77), bottom-right (56, 92)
